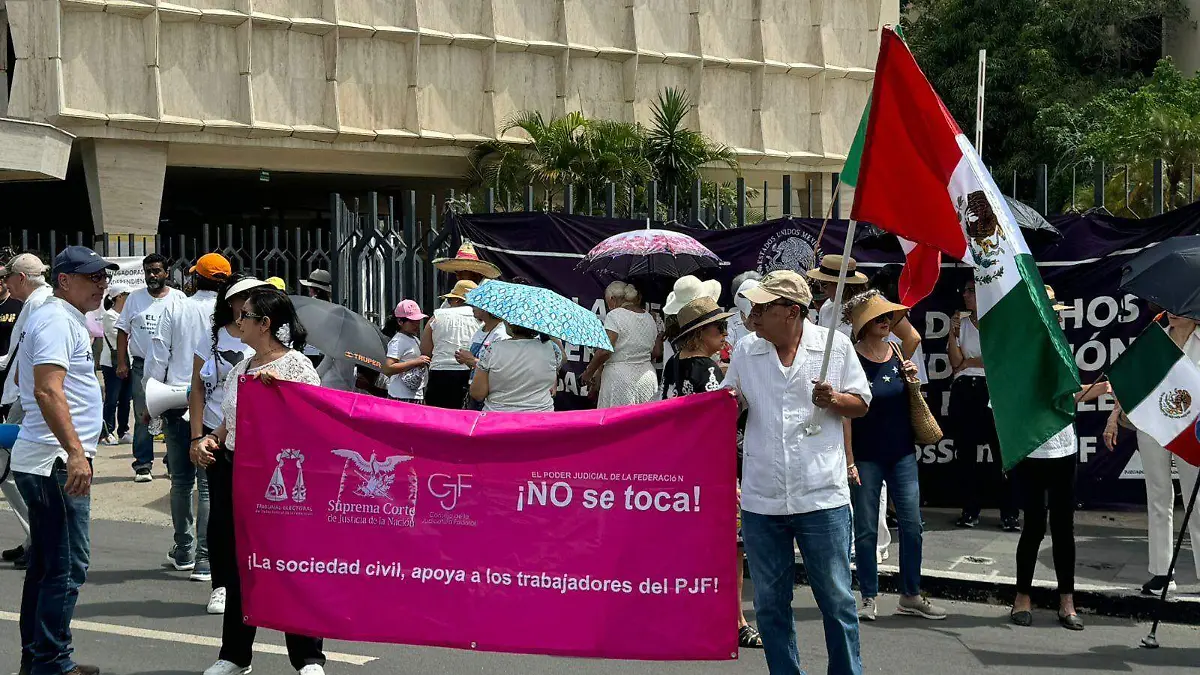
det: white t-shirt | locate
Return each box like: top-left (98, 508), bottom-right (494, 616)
top-left (478, 339), bottom-right (562, 412)
top-left (386, 332), bottom-right (424, 400)
top-left (146, 290), bottom-right (217, 387)
top-left (430, 306), bottom-right (481, 371)
top-left (955, 316), bottom-right (985, 377)
top-left (818, 300), bottom-right (854, 338)
top-left (0, 284), bottom-right (52, 406)
top-left (116, 287), bottom-right (185, 360)
top-left (12, 297), bottom-right (102, 476)
top-left (195, 326), bottom-right (254, 430)
top-left (99, 308), bottom-right (120, 368)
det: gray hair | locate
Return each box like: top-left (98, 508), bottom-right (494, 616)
top-left (731, 270), bottom-right (761, 291)
top-left (27, 274), bottom-right (48, 288)
top-left (604, 281), bottom-right (641, 305)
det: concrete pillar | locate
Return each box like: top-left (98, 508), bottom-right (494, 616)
top-left (1165, 2), bottom-right (1200, 76)
top-left (81, 139), bottom-right (167, 237)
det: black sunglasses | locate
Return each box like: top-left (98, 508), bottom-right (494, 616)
top-left (872, 312), bottom-right (894, 324)
top-left (76, 271), bottom-right (112, 284)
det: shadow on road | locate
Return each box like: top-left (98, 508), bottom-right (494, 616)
top-left (970, 644), bottom-right (1200, 670)
top-left (74, 598), bottom-right (206, 620)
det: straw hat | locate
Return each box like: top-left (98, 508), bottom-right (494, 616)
top-left (675, 297), bottom-right (734, 339)
top-left (663, 275), bottom-right (722, 315)
top-left (845, 289), bottom-right (908, 339)
top-left (440, 279), bottom-right (478, 301)
top-left (806, 254), bottom-right (868, 285)
top-left (433, 241), bottom-right (501, 279)
top-left (1044, 285), bottom-right (1068, 311)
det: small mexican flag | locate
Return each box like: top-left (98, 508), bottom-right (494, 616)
top-left (1108, 323), bottom-right (1200, 465)
top-left (850, 27), bottom-right (1080, 469)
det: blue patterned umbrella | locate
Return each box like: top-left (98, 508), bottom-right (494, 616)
top-left (465, 281), bottom-right (613, 351)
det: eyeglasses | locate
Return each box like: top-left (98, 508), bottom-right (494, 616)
top-left (748, 300), bottom-right (796, 316)
top-left (239, 310), bottom-right (264, 322)
top-left (872, 312), bottom-right (894, 324)
top-left (87, 271), bottom-right (112, 283)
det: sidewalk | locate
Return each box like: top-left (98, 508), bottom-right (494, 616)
top-left (823, 507), bottom-right (1200, 624)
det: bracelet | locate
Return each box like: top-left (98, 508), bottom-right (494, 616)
top-left (847, 464), bottom-right (857, 470)
top-left (190, 435), bottom-right (208, 443)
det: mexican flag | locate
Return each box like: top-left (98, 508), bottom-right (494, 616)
top-left (840, 26), bottom-right (941, 308)
top-left (850, 27), bottom-right (1080, 469)
top-left (1108, 323), bottom-right (1200, 465)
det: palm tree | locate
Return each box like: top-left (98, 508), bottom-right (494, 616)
top-left (644, 88), bottom-right (740, 202)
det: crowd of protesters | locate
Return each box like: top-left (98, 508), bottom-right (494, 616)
top-left (0, 240), bottom-right (1196, 675)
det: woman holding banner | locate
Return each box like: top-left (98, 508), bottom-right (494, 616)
top-left (659, 297), bottom-right (764, 649)
top-left (192, 289), bottom-right (328, 675)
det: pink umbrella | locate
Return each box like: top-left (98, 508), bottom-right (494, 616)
top-left (575, 229), bottom-right (722, 278)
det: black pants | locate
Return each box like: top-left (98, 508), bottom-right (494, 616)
top-left (1015, 453), bottom-right (1077, 594)
top-left (424, 369), bottom-right (470, 409)
top-left (207, 448), bottom-right (326, 670)
top-left (950, 376), bottom-right (1018, 520)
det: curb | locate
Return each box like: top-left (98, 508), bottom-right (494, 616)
top-left (790, 561), bottom-right (1200, 625)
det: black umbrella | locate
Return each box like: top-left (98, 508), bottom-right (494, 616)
top-left (1119, 235), bottom-right (1200, 320)
top-left (289, 295), bottom-right (388, 371)
top-left (1003, 196), bottom-right (1061, 239)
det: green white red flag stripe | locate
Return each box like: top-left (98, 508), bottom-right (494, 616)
top-left (850, 27), bottom-right (1080, 469)
top-left (1108, 323), bottom-right (1200, 465)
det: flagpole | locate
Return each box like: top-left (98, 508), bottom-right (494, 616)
top-left (804, 219), bottom-right (857, 436)
top-left (1142, 474), bottom-right (1200, 648)
top-left (975, 49), bottom-right (987, 155)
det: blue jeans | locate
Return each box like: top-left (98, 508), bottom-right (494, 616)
top-left (742, 506), bottom-right (861, 675)
top-left (163, 410), bottom-right (208, 564)
top-left (852, 454), bottom-right (923, 598)
top-left (130, 357), bottom-right (154, 470)
top-left (101, 365), bottom-right (132, 439)
top-left (14, 460), bottom-right (91, 675)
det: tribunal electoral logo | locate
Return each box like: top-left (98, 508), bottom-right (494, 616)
top-left (257, 448), bottom-right (313, 516)
top-left (327, 449), bottom-right (417, 527)
top-left (756, 228), bottom-right (820, 276)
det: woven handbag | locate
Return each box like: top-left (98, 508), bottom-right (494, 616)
top-left (891, 344), bottom-right (942, 444)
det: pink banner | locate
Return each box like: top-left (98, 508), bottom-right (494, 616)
top-left (233, 379), bottom-right (740, 660)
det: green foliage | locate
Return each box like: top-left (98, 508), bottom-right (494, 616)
top-left (466, 88), bottom-right (741, 218)
top-left (903, 0), bottom-right (1189, 184)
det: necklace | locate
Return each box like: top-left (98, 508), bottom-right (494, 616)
top-left (859, 339), bottom-right (891, 362)
top-left (251, 346), bottom-right (287, 368)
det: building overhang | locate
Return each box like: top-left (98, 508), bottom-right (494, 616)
top-left (0, 118), bottom-right (75, 182)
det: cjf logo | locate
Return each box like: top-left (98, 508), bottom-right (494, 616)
top-left (756, 228), bottom-right (820, 275)
top-left (428, 473), bottom-right (472, 510)
top-left (424, 473), bottom-right (478, 527)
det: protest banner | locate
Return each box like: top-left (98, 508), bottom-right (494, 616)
top-left (233, 380), bottom-right (740, 660)
top-left (107, 255), bottom-right (146, 291)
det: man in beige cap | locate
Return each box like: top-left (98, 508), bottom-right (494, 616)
top-left (807, 254), bottom-right (869, 337)
top-left (724, 269), bottom-right (871, 675)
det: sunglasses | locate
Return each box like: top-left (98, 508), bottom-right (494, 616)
top-left (76, 271), bottom-right (112, 284)
top-left (239, 310), bottom-right (264, 322)
top-left (872, 312), bottom-right (894, 325)
top-left (748, 300), bottom-right (796, 316)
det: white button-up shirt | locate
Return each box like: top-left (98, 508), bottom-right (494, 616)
top-left (723, 323), bottom-right (872, 516)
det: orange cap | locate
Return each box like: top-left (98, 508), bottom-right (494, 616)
top-left (189, 253), bottom-right (232, 280)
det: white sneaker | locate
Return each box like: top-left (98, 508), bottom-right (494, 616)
top-left (100, 434), bottom-right (118, 446)
top-left (203, 659), bottom-right (251, 675)
top-left (298, 666), bottom-right (325, 675)
top-left (207, 587), bottom-right (226, 615)
top-left (858, 597), bottom-right (877, 622)
top-left (120, 432), bottom-right (133, 443)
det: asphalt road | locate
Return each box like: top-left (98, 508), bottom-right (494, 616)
top-left (0, 516), bottom-right (1197, 675)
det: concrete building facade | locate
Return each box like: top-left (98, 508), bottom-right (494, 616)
top-left (1, 0), bottom-right (898, 236)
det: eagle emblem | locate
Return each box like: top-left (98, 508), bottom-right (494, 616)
top-left (956, 190), bottom-right (1007, 284)
top-left (331, 449), bottom-right (414, 500)
top-left (1159, 388), bottom-right (1193, 420)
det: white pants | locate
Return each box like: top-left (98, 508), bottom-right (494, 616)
top-left (1138, 430), bottom-right (1200, 577)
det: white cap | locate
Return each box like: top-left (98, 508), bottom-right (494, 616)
top-left (106, 283), bottom-right (131, 298)
top-left (735, 279), bottom-right (760, 319)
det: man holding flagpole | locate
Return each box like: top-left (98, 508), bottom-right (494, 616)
top-left (725, 270), bottom-right (871, 675)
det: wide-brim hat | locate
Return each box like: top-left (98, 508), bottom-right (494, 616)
top-left (225, 278), bottom-right (272, 300)
top-left (434, 241), bottom-right (501, 279)
top-left (675, 297), bottom-right (734, 340)
top-left (663, 276), bottom-right (722, 315)
top-left (806, 254), bottom-right (868, 284)
top-left (1044, 285), bottom-right (1068, 311)
top-left (299, 269), bottom-right (333, 293)
top-left (847, 290), bottom-right (909, 339)
top-left (440, 279), bottom-right (478, 301)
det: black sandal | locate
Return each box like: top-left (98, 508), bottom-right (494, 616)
top-left (739, 625), bottom-right (764, 649)
top-left (1010, 610), bottom-right (1033, 627)
top-left (1059, 613), bottom-right (1084, 631)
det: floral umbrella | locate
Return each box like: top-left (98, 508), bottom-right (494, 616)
top-left (575, 228), bottom-right (723, 278)
top-left (466, 281), bottom-right (613, 350)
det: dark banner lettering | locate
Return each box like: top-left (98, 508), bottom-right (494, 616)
top-left (448, 204), bottom-right (1200, 506)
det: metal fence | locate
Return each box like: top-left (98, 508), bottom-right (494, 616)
top-left (1, 161), bottom-right (1194, 320)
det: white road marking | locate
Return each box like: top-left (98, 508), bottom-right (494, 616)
top-left (0, 611), bottom-right (376, 666)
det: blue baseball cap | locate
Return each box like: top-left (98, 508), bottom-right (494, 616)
top-left (53, 246), bottom-right (118, 277)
